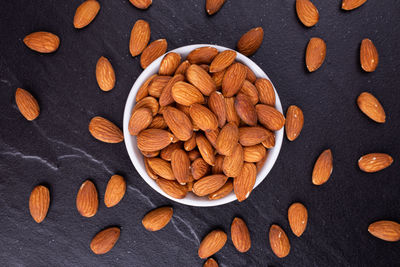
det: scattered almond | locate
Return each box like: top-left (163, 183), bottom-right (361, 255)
top-left (237, 27), bottom-right (264, 56)
top-left (357, 92), bottom-right (385, 123)
top-left (89, 116), bottom-right (123, 143)
top-left (90, 227), bottom-right (120, 255)
top-left (306, 37), bottom-right (326, 72)
top-left (96, 56), bottom-right (115, 91)
top-left (29, 185), bottom-right (50, 223)
top-left (360, 38), bottom-right (379, 72)
top-left (296, 0), bottom-right (319, 27)
top-left (288, 203), bottom-right (308, 237)
top-left (198, 230), bottom-right (227, 259)
top-left (312, 149), bottom-right (333, 185)
top-left (231, 217), bottom-right (251, 252)
top-left (73, 0), bottom-right (100, 29)
top-left (203, 258), bottom-right (219, 267)
top-left (130, 20), bottom-right (151, 57)
top-left (269, 225), bottom-right (290, 258)
top-left (129, 0), bottom-right (152, 9)
top-left (285, 105), bottom-right (304, 141)
top-left (23, 31), bottom-right (60, 53)
top-left (76, 180), bottom-right (98, 217)
top-left (15, 88), bottom-right (40, 121)
top-left (104, 175), bottom-right (126, 208)
top-left (206, 0), bottom-right (226, 15)
top-left (140, 39), bottom-right (168, 69)
top-left (342, 0), bottom-right (367, 10)
top-left (368, 220), bottom-right (400, 242)
top-left (358, 153), bottom-right (393, 173)
top-left (142, 206), bottom-right (173, 231)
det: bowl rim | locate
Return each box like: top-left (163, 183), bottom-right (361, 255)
top-left (123, 44), bottom-right (283, 207)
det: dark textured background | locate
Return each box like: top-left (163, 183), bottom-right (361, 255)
top-left (1, 0), bottom-right (399, 266)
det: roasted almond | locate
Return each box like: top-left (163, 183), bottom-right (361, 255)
top-left (237, 27), bottom-right (264, 56)
top-left (312, 149), bottom-right (333, 185)
top-left (360, 38), bottom-right (379, 72)
top-left (149, 115), bottom-right (167, 129)
top-left (148, 75), bottom-right (171, 98)
top-left (212, 155), bottom-right (225, 174)
top-left (262, 133), bottom-right (275, 148)
top-left (357, 92), bottom-right (385, 123)
top-left (175, 60), bottom-right (190, 75)
top-left (136, 74), bottom-right (156, 101)
top-left (140, 39), bottom-right (167, 69)
top-left (186, 64), bottom-right (216, 96)
top-left (239, 126), bottom-right (272, 146)
top-left (243, 144), bottom-right (266, 163)
top-left (240, 80), bottom-right (259, 105)
top-left (203, 258), bottom-right (219, 267)
top-left (196, 134), bottom-right (216, 166)
top-left (73, 0), bottom-right (100, 29)
top-left (90, 227), bottom-right (120, 255)
top-left (256, 153), bottom-right (268, 172)
top-left (129, 0), bottom-right (152, 9)
top-left (96, 56), bottom-right (115, 91)
top-left (159, 52), bottom-right (181, 76)
top-left (234, 162), bottom-right (256, 201)
top-left (160, 142), bottom-right (181, 161)
top-left (235, 93), bottom-right (257, 126)
top-left (190, 104), bottom-right (218, 131)
top-left (208, 91), bottom-right (227, 128)
top-left (358, 153), bottom-right (393, 173)
top-left (191, 158), bottom-right (210, 180)
top-left (104, 175), bottom-right (126, 208)
top-left (231, 217), bottom-right (251, 252)
top-left (216, 122), bottom-right (239, 156)
top-left (225, 97), bottom-right (240, 126)
top-left (129, 107), bottom-right (153, 135)
top-left (163, 106), bottom-right (193, 141)
top-left (147, 157), bottom-right (175, 180)
top-left (208, 179), bottom-right (233, 200)
top-left (29, 185), bottom-right (50, 223)
top-left (130, 19), bottom-right (151, 57)
top-left (76, 180), bottom-right (98, 217)
top-left (156, 178), bottom-right (188, 199)
top-left (368, 220), bottom-right (400, 242)
top-left (15, 88), bottom-right (40, 121)
top-left (222, 63), bottom-right (247, 97)
top-left (184, 132), bottom-right (197, 151)
top-left (256, 104), bottom-right (285, 131)
top-left (142, 206), bottom-right (173, 231)
top-left (134, 96), bottom-right (159, 115)
top-left (212, 70), bottom-right (226, 88)
top-left (244, 65), bottom-right (257, 83)
top-left (296, 0), bottom-right (319, 27)
top-left (171, 149), bottom-right (190, 184)
top-left (23, 31), bottom-right (60, 53)
top-left (172, 81), bottom-right (205, 106)
top-left (206, 0), bottom-right (226, 15)
top-left (187, 47), bottom-right (219, 64)
top-left (137, 129), bottom-right (174, 151)
top-left (193, 174), bottom-right (228, 196)
top-left (141, 150), bottom-right (159, 158)
top-left (342, 0), bottom-right (367, 11)
top-left (255, 78), bottom-right (275, 106)
top-left (288, 202), bottom-right (308, 237)
top-left (205, 129), bottom-right (219, 149)
top-left (159, 74), bottom-right (186, 106)
top-left (306, 37), bottom-right (326, 72)
top-left (285, 105), bottom-right (304, 141)
top-left (188, 149), bottom-right (201, 161)
top-left (198, 229), bottom-right (227, 259)
top-left (269, 225), bottom-right (290, 258)
top-left (223, 143), bottom-right (244, 177)
top-left (89, 116), bottom-right (123, 143)
top-left (145, 158), bottom-right (158, 179)
top-left (210, 50), bottom-right (237, 73)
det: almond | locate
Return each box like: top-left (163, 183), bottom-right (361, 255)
top-left (188, 149), bottom-right (201, 162)
top-left (160, 142), bottom-right (182, 161)
top-left (269, 225), bottom-right (290, 258)
top-left (237, 27), bottom-right (264, 56)
top-left (129, 107), bottom-right (153, 135)
top-left (90, 227), bottom-right (120, 255)
top-left (145, 158), bottom-right (159, 179)
top-left (203, 258), bottom-right (219, 267)
top-left (171, 149), bottom-right (190, 184)
top-left (136, 74), bottom-right (156, 101)
top-left (140, 39), bottom-right (167, 69)
top-left (199, 64), bottom-right (210, 72)
top-left (210, 50), bottom-right (237, 73)
top-left (262, 133), bottom-right (275, 148)
top-left (288, 202), bottom-right (308, 237)
top-left (129, 0), bottom-right (152, 9)
top-left (89, 116), bottom-right (123, 143)
top-left (172, 81), bottom-right (205, 106)
top-left (29, 185), bottom-right (50, 223)
top-left (360, 38), bottom-right (379, 72)
top-left (285, 105), bottom-right (304, 141)
top-left (137, 129), bottom-right (174, 151)
top-left (255, 78), bottom-right (275, 106)
top-left (358, 153), bottom-right (393, 173)
top-left (239, 126), bottom-right (272, 146)
top-left (191, 158), bottom-right (210, 180)
top-left (76, 180), bottom-right (98, 217)
top-left (234, 162), bottom-right (256, 201)
top-left (147, 157), bottom-right (175, 180)
top-left (306, 37), bottom-right (326, 72)
top-left (231, 217), bottom-right (251, 252)
top-left (235, 93), bottom-right (257, 126)
top-left (240, 80), bottom-right (259, 105)
top-left (142, 207), bottom-right (173, 231)
top-left (193, 174), bottom-right (228, 196)
top-left (175, 60), bottom-right (191, 75)
top-left (312, 149), bottom-right (333, 185)
top-left (130, 19), bottom-right (151, 57)
top-left (243, 144), bottom-right (266, 163)
top-left (256, 104), bottom-right (285, 131)
top-left (223, 143), bottom-right (244, 177)
top-left (149, 115), bottom-right (168, 129)
top-left (357, 92), bottom-right (385, 123)
top-left (212, 155), bottom-right (225, 174)
top-left (95, 56), bottom-right (115, 91)
top-left (342, 0), bottom-right (367, 10)
top-left (186, 64), bottom-right (216, 96)
top-left (73, 0), bottom-right (100, 29)
top-left (196, 134), bottom-right (216, 166)
top-left (159, 52), bottom-right (181, 76)
top-left (212, 70), bottom-right (226, 88)
top-left (244, 65), bottom-right (257, 83)
top-left (198, 229), bottom-right (227, 259)
top-left (206, 0), bottom-right (226, 15)
top-left (163, 106), bottom-right (193, 141)
top-left (23, 31), bottom-right (60, 53)
top-left (225, 97), bottom-right (240, 126)
top-left (184, 132), bottom-right (197, 151)
top-left (148, 76), bottom-right (171, 98)
top-left (205, 128), bottom-right (219, 149)
top-left (216, 122), bottom-right (239, 156)
top-left (15, 88), bottom-right (40, 121)
top-left (134, 96), bottom-right (159, 116)
top-left (222, 63), bottom-right (247, 97)
top-left (190, 104), bottom-right (218, 131)
top-left (156, 178), bottom-right (188, 199)
top-left (159, 74), bottom-right (186, 106)
top-left (141, 150), bottom-right (159, 158)
top-left (256, 153), bottom-right (268, 172)
top-left (187, 47), bottom-right (219, 64)
top-left (296, 0), bottom-right (319, 27)
top-left (208, 179), bottom-right (233, 200)
top-left (104, 175), bottom-right (126, 208)
top-left (208, 91), bottom-right (227, 128)
top-left (368, 220), bottom-right (400, 242)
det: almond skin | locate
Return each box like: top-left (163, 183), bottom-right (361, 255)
top-left (163, 106), bottom-right (193, 141)
top-left (243, 144), bottom-right (266, 163)
top-left (172, 81), bottom-right (205, 106)
top-left (76, 180), bottom-right (98, 217)
top-left (96, 56), bottom-right (115, 91)
top-left (212, 70), bottom-right (226, 88)
top-left (198, 230), bottom-right (227, 259)
top-left (342, 0), bottom-right (367, 11)
top-left (312, 149), bottom-right (333, 185)
top-left (225, 97), bottom-right (240, 126)
top-left (239, 126), bottom-right (272, 146)
top-left (187, 47), bottom-right (219, 64)
top-left (147, 157), bottom-right (175, 180)
top-left (191, 158), bottom-right (210, 180)
top-left (262, 133), bottom-right (275, 149)
top-left (256, 104), bottom-right (285, 131)
top-left (142, 207), bottom-right (173, 231)
top-left (296, 0), bottom-right (319, 27)
top-left (134, 96), bottom-right (159, 116)
top-left (255, 78), bottom-right (275, 106)
top-left (129, 0), bottom-right (152, 9)
top-left (73, 0), bottom-right (100, 29)
top-left (159, 74), bottom-right (185, 106)
top-left (89, 116), bottom-right (123, 143)
top-left (149, 115), bottom-right (168, 129)
top-left (206, 0), bottom-right (226, 15)
top-left (160, 142), bottom-right (182, 161)
top-left (130, 20), bottom-right (151, 57)
top-left (234, 162), bottom-right (256, 202)
top-left (240, 80), bottom-right (259, 105)
top-left (188, 149), bottom-right (201, 162)
top-left (29, 185), bottom-right (50, 223)
top-left (196, 134), bottom-right (216, 166)
top-left (368, 220), bottom-right (400, 242)
top-left (137, 129), bottom-right (174, 151)
top-left (360, 38), bottom-right (379, 72)
top-left (186, 64), bottom-right (216, 96)
top-left (159, 52), bottom-right (181, 76)
top-left (208, 91), bottom-right (227, 128)
top-left (129, 107), bottom-right (153, 136)
top-left (205, 129), bottom-right (219, 149)
top-left (208, 179), bottom-right (233, 200)
top-left (193, 174), bottom-right (228, 196)
top-left (231, 217), bottom-right (251, 252)
top-left (223, 143), bottom-right (244, 177)
top-left (104, 175), bottom-right (126, 208)
top-left (216, 122), bottom-right (239, 156)
top-left (285, 105), bottom-right (304, 141)
top-left (148, 76), bottom-right (171, 98)
top-left (184, 132), bottom-right (197, 151)
top-left (212, 155), bottom-right (225, 174)
top-left (171, 149), bottom-right (190, 184)
top-left (210, 50), bottom-right (237, 73)
top-left (90, 227), bottom-right (120, 255)
top-left (203, 258), bottom-right (219, 267)
top-left (237, 27), bottom-right (264, 56)
top-left (140, 39), bottom-right (167, 69)
top-left (357, 92), bottom-right (385, 123)
top-left (136, 74), bottom-right (156, 101)
top-left (156, 178), bottom-right (188, 199)
top-left (306, 37), bottom-right (326, 72)
top-left (288, 203), bottom-right (308, 237)
top-left (269, 225), bottom-right (290, 258)
top-left (222, 63), bottom-right (247, 97)
top-left (235, 93), bottom-right (257, 126)
top-left (190, 104), bottom-right (219, 131)
top-left (15, 88), bottom-right (40, 121)
top-left (358, 153), bottom-right (393, 173)
top-left (244, 65), bottom-right (257, 83)
top-left (23, 31), bottom-right (60, 53)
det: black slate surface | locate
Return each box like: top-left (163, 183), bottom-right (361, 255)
top-left (1, 0), bottom-right (400, 266)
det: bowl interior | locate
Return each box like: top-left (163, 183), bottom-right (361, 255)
top-left (123, 44), bottom-right (283, 207)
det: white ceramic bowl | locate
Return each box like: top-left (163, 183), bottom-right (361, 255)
top-left (123, 44), bottom-right (283, 207)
